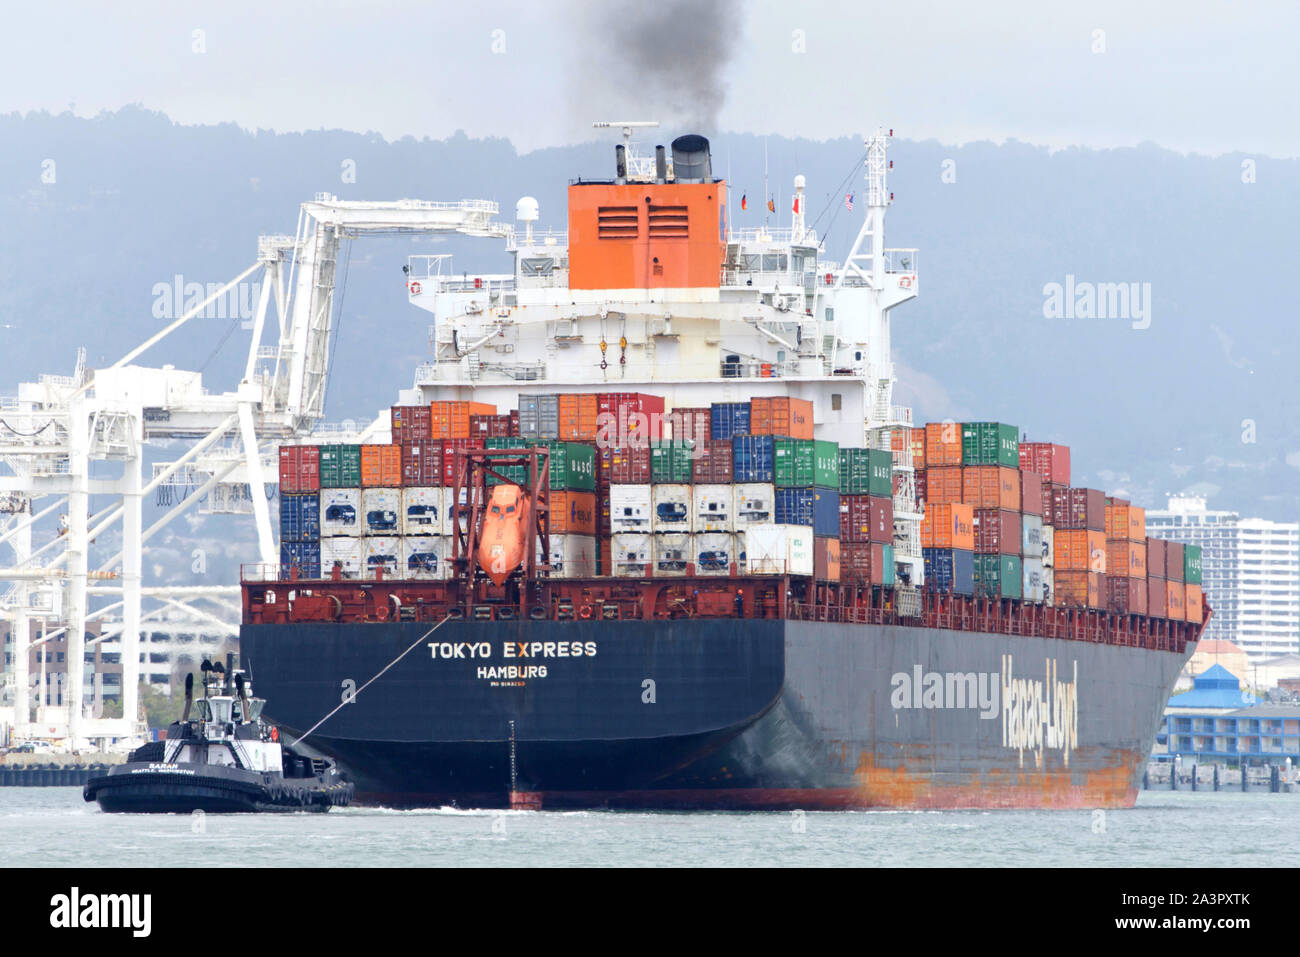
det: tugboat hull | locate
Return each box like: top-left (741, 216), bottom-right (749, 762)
top-left (84, 763), bottom-right (354, 813)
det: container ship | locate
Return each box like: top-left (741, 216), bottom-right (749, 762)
top-left (240, 129), bottom-right (1208, 809)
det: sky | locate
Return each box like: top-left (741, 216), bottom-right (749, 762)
top-left (0, 0), bottom-right (1291, 156)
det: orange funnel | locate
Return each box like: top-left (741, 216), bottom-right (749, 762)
top-left (478, 484), bottom-right (531, 585)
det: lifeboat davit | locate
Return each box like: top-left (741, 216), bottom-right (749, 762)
top-left (478, 484), bottom-right (531, 585)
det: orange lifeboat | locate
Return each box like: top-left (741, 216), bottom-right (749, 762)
top-left (478, 484), bottom-right (531, 585)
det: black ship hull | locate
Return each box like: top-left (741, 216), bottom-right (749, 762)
top-left (240, 618), bottom-right (1191, 810)
top-left (84, 762), bottom-right (354, 813)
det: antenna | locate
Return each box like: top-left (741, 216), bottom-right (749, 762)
top-left (593, 121), bottom-right (660, 154)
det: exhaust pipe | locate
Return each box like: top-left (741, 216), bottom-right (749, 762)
top-left (615, 144), bottom-right (627, 184)
top-left (181, 673), bottom-right (194, 722)
top-left (234, 673), bottom-right (252, 726)
top-left (655, 145), bottom-right (667, 184)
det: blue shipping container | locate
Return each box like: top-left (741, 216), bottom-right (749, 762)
top-left (280, 542), bottom-right (321, 579)
top-left (279, 492), bottom-right (320, 543)
top-left (923, 547), bottom-right (974, 595)
top-left (711, 402), bottom-right (752, 440)
top-left (733, 434), bottom-right (775, 483)
top-left (774, 488), bottom-right (840, 538)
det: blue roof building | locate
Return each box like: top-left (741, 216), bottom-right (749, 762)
top-left (1153, 664), bottom-right (1300, 765)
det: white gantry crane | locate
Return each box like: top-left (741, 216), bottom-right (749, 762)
top-left (0, 195), bottom-right (511, 748)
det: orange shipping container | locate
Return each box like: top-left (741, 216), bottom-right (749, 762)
top-left (1166, 580), bottom-right (1186, 621)
top-left (1106, 540), bottom-right (1147, 579)
top-left (360, 444), bottom-right (402, 487)
top-left (922, 503), bottom-right (975, 550)
top-left (925, 466), bottom-right (964, 505)
top-left (1185, 584), bottom-right (1204, 624)
top-left (556, 394), bottom-right (599, 441)
top-left (430, 401), bottom-right (496, 439)
top-left (1105, 504), bottom-right (1146, 543)
top-left (1055, 529), bottom-right (1107, 572)
top-left (925, 422), bottom-right (962, 466)
top-left (890, 427), bottom-right (926, 469)
top-left (1055, 571), bottom-right (1104, 608)
top-left (550, 490), bottom-right (598, 535)
top-left (750, 397), bottom-right (814, 439)
top-left (961, 466), bottom-right (1020, 510)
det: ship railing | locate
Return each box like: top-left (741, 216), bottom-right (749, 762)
top-left (241, 564), bottom-right (282, 583)
top-left (719, 358), bottom-right (800, 379)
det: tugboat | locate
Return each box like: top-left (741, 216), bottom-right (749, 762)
top-left (85, 656), bottom-right (354, 813)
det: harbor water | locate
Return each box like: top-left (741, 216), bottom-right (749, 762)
top-left (1, 787), bottom-right (1291, 867)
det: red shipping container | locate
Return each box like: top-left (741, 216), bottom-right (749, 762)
top-left (869, 496), bottom-right (894, 544)
top-left (814, 537), bottom-right (841, 582)
top-left (609, 445), bottom-right (651, 484)
top-left (509, 409), bottom-right (521, 437)
top-left (841, 543), bottom-right (887, 584)
top-left (1042, 482), bottom-right (1063, 521)
top-left (1166, 542), bottom-right (1185, 583)
top-left (597, 392), bottom-right (666, 441)
top-left (1020, 469), bottom-right (1043, 517)
top-left (1051, 487), bottom-right (1105, 530)
top-left (278, 445), bottom-right (320, 493)
top-left (1147, 576), bottom-right (1167, 617)
top-left (669, 407), bottom-right (711, 444)
top-left (926, 466), bottom-right (963, 505)
top-left (691, 439), bottom-right (734, 483)
top-left (400, 442), bottom-right (442, 487)
top-left (1107, 576), bottom-right (1148, 615)
top-left (469, 414), bottom-right (514, 439)
top-left (440, 439), bottom-right (473, 485)
top-left (914, 469), bottom-right (928, 504)
top-left (973, 508), bottom-right (1021, 556)
top-left (1146, 538), bottom-right (1167, 579)
top-left (390, 405), bottom-right (432, 444)
top-left (1018, 442), bottom-right (1071, 486)
top-left (839, 495), bottom-right (873, 544)
top-left (962, 466), bottom-right (1020, 510)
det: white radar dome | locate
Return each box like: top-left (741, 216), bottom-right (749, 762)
top-left (516, 196), bottom-right (539, 222)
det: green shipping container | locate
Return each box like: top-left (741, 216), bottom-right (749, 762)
top-left (1184, 544), bottom-right (1203, 585)
top-left (535, 440), bottom-right (597, 491)
top-left (319, 444), bottom-right (361, 488)
top-left (961, 422), bottom-right (1019, 468)
top-left (813, 440), bottom-right (840, 491)
top-left (839, 448), bottom-right (871, 494)
top-left (973, 553), bottom-right (1023, 599)
top-left (773, 438), bottom-right (812, 487)
top-left (484, 437), bottom-right (527, 485)
top-left (881, 544), bottom-right (896, 587)
top-left (867, 448), bottom-right (892, 497)
top-left (650, 440), bottom-right (694, 484)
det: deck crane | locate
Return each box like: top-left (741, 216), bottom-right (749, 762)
top-left (0, 196), bottom-right (512, 748)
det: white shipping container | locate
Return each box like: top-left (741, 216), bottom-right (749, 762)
top-left (442, 486), bottom-right (470, 537)
top-left (744, 523), bottom-right (813, 576)
top-left (320, 536), bottom-right (363, 577)
top-left (402, 536), bottom-right (452, 580)
top-left (1042, 566), bottom-right (1055, 605)
top-left (610, 533), bottom-right (653, 577)
top-left (651, 484), bottom-right (692, 533)
top-left (401, 487), bottom-right (442, 537)
top-left (362, 536), bottom-right (402, 579)
top-left (694, 532), bottom-right (737, 576)
top-left (1040, 524), bottom-right (1055, 568)
top-left (1021, 514), bottom-right (1043, 558)
top-left (610, 484), bottom-right (653, 533)
top-left (734, 483), bottom-right (775, 527)
top-left (1022, 556), bottom-right (1045, 603)
top-left (320, 488), bottom-right (362, 537)
top-left (692, 484), bottom-right (733, 532)
top-left (653, 533), bottom-right (692, 576)
top-left (362, 488), bottom-right (402, 536)
top-left (537, 534), bottom-right (597, 578)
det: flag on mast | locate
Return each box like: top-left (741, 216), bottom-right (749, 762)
top-left (766, 198), bottom-right (775, 213)
top-left (741, 194), bottom-right (747, 211)
top-left (844, 193), bottom-right (854, 211)
top-left (792, 197), bottom-right (800, 214)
